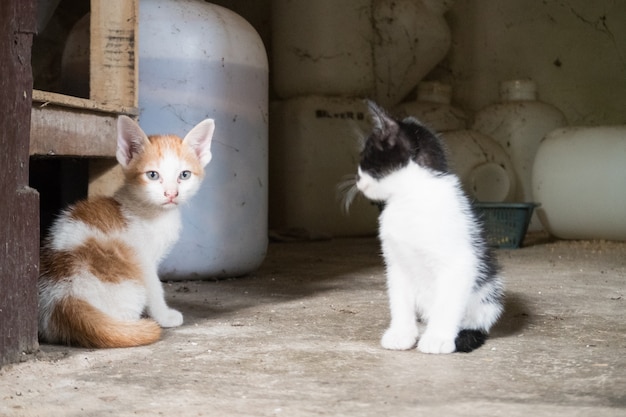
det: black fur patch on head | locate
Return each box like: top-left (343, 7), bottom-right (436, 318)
top-left (359, 101), bottom-right (449, 179)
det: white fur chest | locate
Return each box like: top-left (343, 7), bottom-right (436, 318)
top-left (377, 165), bottom-right (474, 262)
top-left (125, 209), bottom-right (182, 265)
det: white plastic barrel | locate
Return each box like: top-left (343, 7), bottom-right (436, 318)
top-left (139, 0), bottom-right (268, 279)
top-left (473, 79), bottom-right (567, 230)
top-left (372, 0), bottom-right (452, 106)
top-left (60, 14), bottom-right (89, 98)
top-left (271, 0), bottom-right (373, 99)
top-left (271, 0), bottom-right (452, 107)
top-left (532, 126), bottom-right (626, 241)
top-left (440, 129), bottom-right (516, 203)
top-left (269, 96), bottom-right (379, 237)
top-left (395, 81), bottom-right (468, 132)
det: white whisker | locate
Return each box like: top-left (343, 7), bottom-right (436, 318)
top-left (336, 174), bottom-right (360, 213)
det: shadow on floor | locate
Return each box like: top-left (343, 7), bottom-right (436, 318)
top-left (491, 292), bottom-right (532, 338)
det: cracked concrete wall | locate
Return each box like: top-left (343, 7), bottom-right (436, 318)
top-left (434, 0), bottom-right (626, 126)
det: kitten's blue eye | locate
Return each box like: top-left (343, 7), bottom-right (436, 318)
top-left (146, 171), bottom-right (160, 181)
top-left (179, 170), bottom-right (192, 180)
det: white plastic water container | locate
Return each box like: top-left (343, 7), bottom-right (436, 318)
top-left (372, 0), bottom-right (452, 106)
top-left (269, 97), bottom-right (379, 237)
top-left (271, 0), bottom-right (452, 107)
top-left (396, 83), bottom-right (514, 202)
top-left (473, 79), bottom-right (567, 229)
top-left (60, 14), bottom-right (89, 98)
top-left (395, 81), bottom-right (468, 132)
top-left (139, 0), bottom-right (268, 279)
top-left (532, 126), bottom-right (626, 241)
top-left (440, 129), bottom-right (516, 203)
top-left (271, 0), bottom-right (374, 99)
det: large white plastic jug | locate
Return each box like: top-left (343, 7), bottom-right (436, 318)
top-left (269, 96), bottom-right (379, 237)
top-left (139, 0), bottom-right (269, 279)
top-left (395, 81), bottom-right (468, 132)
top-left (441, 129), bottom-right (516, 203)
top-left (473, 79), bottom-right (567, 230)
top-left (532, 126), bottom-right (626, 241)
top-left (271, 0), bottom-right (452, 107)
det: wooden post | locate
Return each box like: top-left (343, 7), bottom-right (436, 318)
top-left (88, 0), bottom-right (138, 196)
top-left (0, 0), bottom-right (40, 366)
top-left (90, 0), bottom-right (138, 107)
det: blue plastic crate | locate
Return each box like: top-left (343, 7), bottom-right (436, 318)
top-left (474, 203), bottom-right (537, 249)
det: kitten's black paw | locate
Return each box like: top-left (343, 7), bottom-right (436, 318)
top-left (454, 329), bottom-right (487, 353)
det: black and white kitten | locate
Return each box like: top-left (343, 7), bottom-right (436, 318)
top-left (353, 101), bottom-right (503, 354)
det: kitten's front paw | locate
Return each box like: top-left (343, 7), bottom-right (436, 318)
top-left (417, 333), bottom-right (455, 354)
top-left (381, 327), bottom-right (418, 350)
top-left (154, 308), bottom-right (184, 328)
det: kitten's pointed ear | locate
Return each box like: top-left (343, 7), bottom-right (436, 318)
top-left (116, 116), bottom-right (149, 168)
top-left (183, 119), bottom-right (215, 167)
top-left (366, 100), bottom-right (399, 148)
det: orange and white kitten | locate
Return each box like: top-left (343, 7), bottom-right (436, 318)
top-left (38, 116), bottom-right (215, 348)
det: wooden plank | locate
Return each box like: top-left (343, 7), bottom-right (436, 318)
top-left (90, 0), bottom-right (138, 107)
top-left (0, 0), bottom-right (39, 366)
top-left (29, 1), bottom-right (139, 158)
top-left (33, 90), bottom-right (138, 116)
top-left (30, 105), bottom-right (119, 157)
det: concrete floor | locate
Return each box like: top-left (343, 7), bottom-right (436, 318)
top-left (1, 236), bottom-right (625, 416)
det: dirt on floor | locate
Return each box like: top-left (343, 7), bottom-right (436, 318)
top-left (1, 234), bottom-right (625, 416)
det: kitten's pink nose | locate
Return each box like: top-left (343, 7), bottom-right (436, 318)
top-left (165, 190), bottom-right (179, 199)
